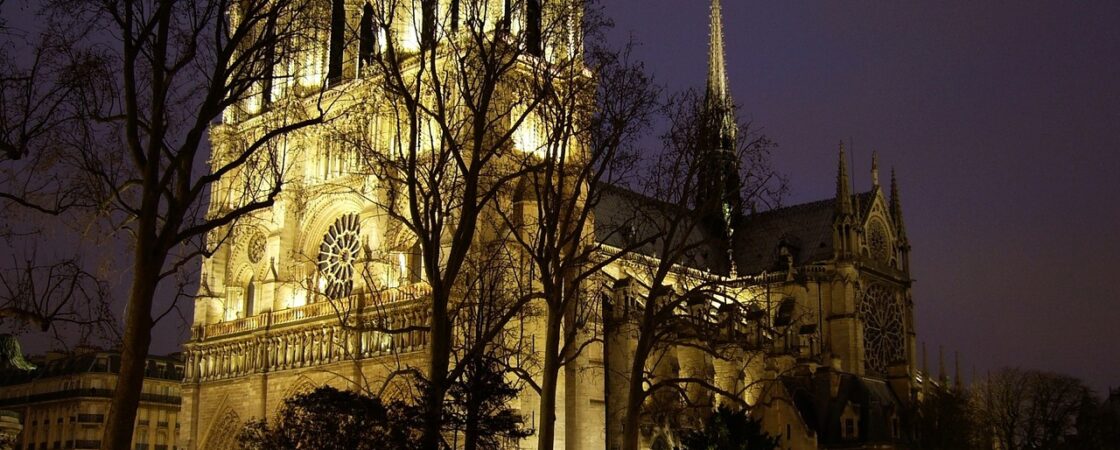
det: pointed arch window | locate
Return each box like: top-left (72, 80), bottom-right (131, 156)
top-left (526, 0), bottom-right (542, 56)
top-left (450, 0), bottom-right (460, 32)
top-left (421, 0), bottom-right (436, 49)
top-left (327, 0), bottom-right (346, 84)
top-left (359, 3), bottom-right (378, 73)
top-left (408, 241), bottom-right (423, 283)
top-left (245, 276), bottom-right (256, 317)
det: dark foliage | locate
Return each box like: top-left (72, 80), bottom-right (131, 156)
top-left (916, 387), bottom-right (980, 450)
top-left (441, 356), bottom-right (534, 450)
top-left (239, 363), bottom-right (531, 450)
top-left (680, 405), bottom-right (779, 450)
top-left (238, 386), bottom-right (420, 450)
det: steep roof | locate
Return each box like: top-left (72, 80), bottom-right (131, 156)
top-left (592, 183), bottom-right (726, 272)
top-left (593, 183), bottom-right (878, 276)
top-left (781, 369), bottom-right (906, 447)
top-left (733, 192), bottom-right (875, 275)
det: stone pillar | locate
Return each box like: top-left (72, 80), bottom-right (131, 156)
top-left (0, 410), bottom-right (22, 450)
top-left (604, 283), bottom-right (636, 450)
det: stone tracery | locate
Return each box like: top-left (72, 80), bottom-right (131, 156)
top-left (860, 284), bottom-right (905, 374)
top-left (318, 213), bottom-right (361, 299)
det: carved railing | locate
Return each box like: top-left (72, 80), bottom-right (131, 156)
top-left (194, 283), bottom-right (432, 340)
top-left (184, 284), bottom-right (433, 382)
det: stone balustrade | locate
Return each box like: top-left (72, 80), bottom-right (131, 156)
top-left (184, 284), bottom-right (432, 382)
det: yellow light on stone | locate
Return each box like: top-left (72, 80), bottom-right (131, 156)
top-left (290, 287), bottom-right (308, 308)
top-left (512, 107), bottom-right (545, 157)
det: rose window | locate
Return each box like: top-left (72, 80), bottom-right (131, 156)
top-left (859, 284), bottom-right (905, 374)
top-left (247, 231), bottom-right (267, 263)
top-left (318, 213), bottom-right (362, 299)
top-left (869, 221), bottom-right (889, 261)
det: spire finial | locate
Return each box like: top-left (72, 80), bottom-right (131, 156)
top-left (871, 151), bottom-right (880, 187)
top-left (836, 141), bottom-right (852, 215)
top-left (708, 0), bottom-right (730, 108)
top-left (704, 0), bottom-right (737, 151)
top-left (955, 351), bottom-right (962, 390)
top-left (938, 345), bottom-right (946, 383)
top-left (890, 167), bottom-right (907, 238)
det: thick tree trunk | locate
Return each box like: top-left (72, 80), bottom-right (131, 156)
top-left (422, 294), bottom-right (452, 450)
top-left (620, 349), bottom-right (647, 450)
top-left (621, 311), bottom-right (655, 450)
top-left (463, 387), bottom-right (480, 450)
top-left (101, 250), bottom-right (160, 450)
top-left (536, 304), bottom-right (564, 450)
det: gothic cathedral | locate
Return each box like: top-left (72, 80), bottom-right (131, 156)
top-left (181, 1), bottom-right (920, 449)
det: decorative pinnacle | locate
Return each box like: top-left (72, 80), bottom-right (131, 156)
top-left (871, 151), bottom-right (880, 187)
top-left (836, 141), bottom-right (852, 215)
top-left (890, 167), bottom-right (907, 238)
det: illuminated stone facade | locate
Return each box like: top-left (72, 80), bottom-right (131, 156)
top-left (181, 1), bottom-right (920, 449)
top-left (0, 351), bottom-right (183, 450)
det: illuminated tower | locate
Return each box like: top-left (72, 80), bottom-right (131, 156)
top-left (179, 2), bottom-right (593, 449)
top-left (696, 0), bottom-right (744, 271)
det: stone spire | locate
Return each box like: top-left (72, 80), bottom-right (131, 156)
top-left (921, 342), bottom-right (929, 397)
top-left (938, 345), bottom-right (946, 383)
top-left (835, 142), bottom-right (853, 216)
top-left (707, 0), bottom-right (732, 115)
top-left (697, 0), bottom-right (743, 274)
top-left (703, 0), bottom-right (737, 157)
top-left (955, 351), bottom-right (962, 390)
top-left (890, 168), bottom-right (907, 239)
top-left (871, 151), bottom-right (880, 188)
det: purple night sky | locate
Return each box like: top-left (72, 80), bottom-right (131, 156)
top-left (602, 0), bottom-right (1120, 393)
top-left (7, 0), bottom-right (1117, 398)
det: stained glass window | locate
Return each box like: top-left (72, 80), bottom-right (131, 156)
top-left (860, 284), bottom-right (905, 374)
top-left (318, 213), bottom-right (361, 299)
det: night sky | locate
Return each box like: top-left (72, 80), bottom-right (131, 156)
top-left (7, 0), bottom-right (1118, 397)
top-left (602, 0), bottom-right (1120, 393)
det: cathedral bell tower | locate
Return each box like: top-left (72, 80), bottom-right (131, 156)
top-left (696, 0), bottom-right (744, 273)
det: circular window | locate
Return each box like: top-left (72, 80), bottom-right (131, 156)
top-left (318, 214), bottom-right (362, 299)
top-left (860, 284), bottom-right (905, 374)
top-left (247, 231), bottom-right (267, 264)
top-left (869, 221), bottom-right (889, 261)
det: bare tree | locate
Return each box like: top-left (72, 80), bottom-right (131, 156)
top-left (1, 0), bottom-right (334, 447)
top-left (0, 1), bottom-right (113, 345)
top-left (0, 256), bottom-right (114, 344)
top-left (334, 1), bottom-right (600, 446)
top-left (972, 367), bottom-right (1092, 450)
top-left (606, 90), bottom-right (784, 450)
top-left (480, 7), bottom-right (663, 447)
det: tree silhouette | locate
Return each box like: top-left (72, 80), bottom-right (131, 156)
top-left (680, 405), bottom-right (779, 450)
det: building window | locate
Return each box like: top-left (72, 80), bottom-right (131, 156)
top-left (844, 418), bottom-right (856, 439)
top-left (526, 0), bottom-right (542, 55)
top-left (245, 276), bottom-right (256, 317)
top-left (358, 3), bottom-right (378, 72)
top-left (327, 0), bottom-right (345, 83)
